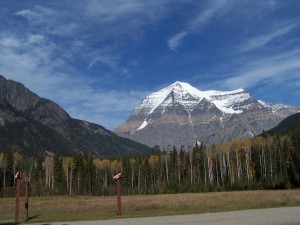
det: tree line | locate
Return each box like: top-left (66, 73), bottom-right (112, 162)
top-left (1, 128), bottom-right (300, 197)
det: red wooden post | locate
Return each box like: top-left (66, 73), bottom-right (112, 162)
top-left (116, 179), bottom-right (121, 216)
top-left (15, 171), bottom-right (22, 224)
top-left (113, 172), bottom-right (124, 216)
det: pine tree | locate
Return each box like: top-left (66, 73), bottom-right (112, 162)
top-left (121, 156), bottom-right (131, 194)
top-left (4, 149), bottom-right (14, 187)
top-left (53, 154), bottom-right (65, 194)
top-left (33, 156), bottom-right (44, 196)
top-left (291, 128), bottom-right (300, 186)
top-left (73, 153), bottom-right (85, 195)
top-left (85, 155), bottom-right (96, 195)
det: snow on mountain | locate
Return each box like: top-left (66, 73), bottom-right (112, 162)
top-left (258, 100), bottom-right (295, 113)
top-left (134, 81), bottom-right (252, 130)
top-left (134, 81), bottom-right (202, 115)
top-left (207, 88), bottom-right (251, 114)
top-left (115, 81), bottom-right (300, 149)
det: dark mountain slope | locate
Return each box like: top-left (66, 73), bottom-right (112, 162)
top-left (263, 113), bottom-right (300, 136)
top-left (0, 75), bottom-right (152, 157)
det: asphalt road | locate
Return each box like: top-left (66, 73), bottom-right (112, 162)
top-left (27, 207), bottom-right (300, 225)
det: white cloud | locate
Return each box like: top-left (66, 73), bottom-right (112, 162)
top-left (167, 0), bottom-right (230, 51)
top-left (240, 23), bottom-right (297, 52)
top-left (15, 6), bottom-right (56, 25)
top-left (0, 31), bottom-right (146, 129)
top-left (0, 32), bottom-right (67, 95)
top-left (167, 31), bottom-right (188, 51)
top-left (28, 34), bottom-right (44, 44)
top-left (188, 0), bottom-right (229, 29)
top-left (41, 80), bottom-right (147, 129)
top-left (222, 48), bottom-right (300, 90)
top-left (0, 37), bottom-right (20, 47)
top-left (14, 5), bottom-right (78, 37)
top-left (85, 0), bottom-right (145, 22)
top-left (87, 53), bottom-right (119, 72)
top-left (85, 0), bottom-right (171, 23)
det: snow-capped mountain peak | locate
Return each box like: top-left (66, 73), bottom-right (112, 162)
top-left (134, 81), bottom-right (202, 115)
top-left (115, 81), bottom-right (300, 149)
top-left (134, 81), bottom-right (251, 117)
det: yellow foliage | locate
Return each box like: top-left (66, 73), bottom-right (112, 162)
top-left (93, 159), bottom-right (110, 170)
top-left (149, 155), bottom-right (159, 167)
top-left (63, 157), bottom-right (74, 172)
top-left (241, 138), bottom-right (252, 150)
top-left (254, 136), bottom-right (267, 149)
top-left (231, 139), bottom-right (241, 150)
top-left (219, 141), bottom-right (230, 153)
top-left (110, 159), bottom-right (120, 172)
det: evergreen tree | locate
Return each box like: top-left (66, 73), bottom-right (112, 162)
top-left (121, 156), bottom-right (131, 194)
top-left (33, 156), bottom-right (44, 196)
top-left (85, 155), bottom-right (96, 195)
top-left (291, 128), bottom-right (300, 186)
top-left (73, 153), bottom-right (85, 195)
top-left (4, 149), bottom-right (14, 187)
top-left (168, 147), bottom-right (178, 192)
top-left (53, 154), bottom-right (65, 194)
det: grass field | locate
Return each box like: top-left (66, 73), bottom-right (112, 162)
top-left (1, 189), bottom-right (300, 224)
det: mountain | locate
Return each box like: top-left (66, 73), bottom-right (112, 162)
top-left (262, 113), bottom-right (300, 136)
top-left (0, 75), bottom-right (152, 157)
top-left (115, 81), bottom-right (300, 150)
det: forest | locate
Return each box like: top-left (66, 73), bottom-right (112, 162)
top-left (0, 128), bottom-right (300, 197)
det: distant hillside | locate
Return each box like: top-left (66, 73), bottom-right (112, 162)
top-left (0, 75), bottom-right (152, 157)
top-left (262, 113), bottom-right (300, 136)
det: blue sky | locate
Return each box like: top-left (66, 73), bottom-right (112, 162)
top-left (0, 0), bottom-right (299, 130)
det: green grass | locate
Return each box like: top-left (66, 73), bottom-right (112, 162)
top-left (1, 189), bottom-right (300, 224)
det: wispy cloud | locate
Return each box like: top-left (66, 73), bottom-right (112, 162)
top-left (14, 6), bottom-right (55, 22)
top-left (0, 30), bottom-right (147, 129)
top-left (85, 0), bottom-right (171, 23)
top-left (187, 0), bottom-right (229, 29)
top-left (52, 83), bottom-right (147, 129)
top-left (222, 48), bottom-right (300, 91)
top-left (168, 0), bottom-right (230, 51)
top-left (13, 1), bottom-right (175, 77)
top-left (240, 23), bottom-right (297, 52)
top-left (15, 5), bottom-right (79, 37)
top-left (0, 32), bottom-right (68, 91)
top-left (167, 32), bottom-right (188, 52)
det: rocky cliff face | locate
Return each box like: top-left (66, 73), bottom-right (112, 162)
top-left (0, 75), bottom-right (152, 157)
top-left (115, 81), bottom-right (300, 150)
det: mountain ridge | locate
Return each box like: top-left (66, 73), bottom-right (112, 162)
top-left (262, 112), bottom-right (300, 136)
top-left (0, 75), bottom-right (152, 157)
top-left (115, 81), bottom-right (300, 150)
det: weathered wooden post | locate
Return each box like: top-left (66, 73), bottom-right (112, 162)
top-left (24, 176), bottom-right (31, 221)
top-left (112, 172), bottom-right (125, 216)
top-left (15, 171), bottom-right (22, 224)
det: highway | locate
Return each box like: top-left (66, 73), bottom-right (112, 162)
top-left (27, 207), bottom-right (300, 225)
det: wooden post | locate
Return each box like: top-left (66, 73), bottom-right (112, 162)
top-left (113, 172), bottom-right (124, 216)
top-left (15, 171), bottom-right (22, 224)
top-left (116, 179), bottom-right (121, 216)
